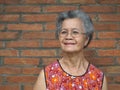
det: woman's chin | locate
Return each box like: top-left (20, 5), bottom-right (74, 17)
top-left (62, 49), bottom-right (81, 53)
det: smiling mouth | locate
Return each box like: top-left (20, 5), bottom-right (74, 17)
top-left (64, 43), bottom-right (76, 45)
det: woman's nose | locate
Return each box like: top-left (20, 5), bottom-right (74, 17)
top-left (65, 32), bottom-right (73, 40)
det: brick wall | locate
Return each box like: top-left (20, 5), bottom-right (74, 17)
top-left (0, 0), bottom-right (120, 90)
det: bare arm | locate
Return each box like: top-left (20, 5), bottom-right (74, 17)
top-left (102, 75), bottom-right (108, 90)
top-left (33, 69), bottom-right (46, 90)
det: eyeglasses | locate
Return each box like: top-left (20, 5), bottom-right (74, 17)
top-left (59, 29), bottom-right (86, 37)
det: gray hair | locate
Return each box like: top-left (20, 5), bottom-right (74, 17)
top-left (56, 10), bottom-right (94, 48)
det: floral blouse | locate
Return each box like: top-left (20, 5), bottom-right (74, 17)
top-left (44, 60), bottom-right (104, 90)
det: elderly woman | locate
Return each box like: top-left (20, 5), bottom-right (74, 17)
top-left (33, 10), bottom-right (108, 90)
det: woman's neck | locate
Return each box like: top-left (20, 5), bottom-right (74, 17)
top-left (59, 51), bottom-right (89, 76)
top-left (62, 51), bottom-right (86, 66)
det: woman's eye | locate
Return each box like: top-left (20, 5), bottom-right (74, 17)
top-left (73, 31), bottom-right (79, 34)
top-left (61, 31), bottom-right (67, 34)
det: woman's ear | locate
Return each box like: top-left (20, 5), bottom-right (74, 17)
top-left (84, 36), bottom-right (89, 48)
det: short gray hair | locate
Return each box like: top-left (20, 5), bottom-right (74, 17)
top-left (56, 10), bottom-right (94, 48)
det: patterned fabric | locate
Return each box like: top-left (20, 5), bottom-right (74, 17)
top-left (44, 60), bottom-right (104, 90)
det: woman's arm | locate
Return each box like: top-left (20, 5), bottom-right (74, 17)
top-left (102, 75), bottom-right (108, 90)
top-left (33, 69), bottom-right (46, 90)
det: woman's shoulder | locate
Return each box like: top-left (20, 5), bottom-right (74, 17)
top-left (89, 63), bottom-right (104, 74)
top-left (33, 69), bottom-right (46, 90)
top-left (45, 60), bottom-right (59, 69)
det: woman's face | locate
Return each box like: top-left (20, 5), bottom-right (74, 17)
top-left (59, 18), bottom-right (88, 53)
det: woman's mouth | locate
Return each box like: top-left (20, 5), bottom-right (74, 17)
top-left (64, 43), bottom-right (76, 45)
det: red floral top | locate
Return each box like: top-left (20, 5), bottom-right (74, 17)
top-left (44, 60), bottom-right (104, 90)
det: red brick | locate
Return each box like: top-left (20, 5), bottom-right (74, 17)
top-left (4, 58), bottom-right (39, 66)
top-left (0, 32), bottom-right (19, 40)
top-left (0, 67), bottom-right (21, 74)
top-left (107, 76), bottom-right (114, 83)
top-left (92, 32), bottom-right (96, 39)
top-left (7, 24), bottom-right (43, 31)
top-left (22, 14), bottom-right (57, 22)
top-left (87, 57), bottom-right (114, 66)
top-left (0, 0), bottom-right (4, 4)
top-left (84, 49), bottom-right (96, 57)
top-left (22, 67), bottom-right (41, 74)
top-left (98, 49), bottom-right (120, 56)
top-left (6, 40), bottom-right (40, 48)
top-left (0, 42), bottom-right (3, 48)
top-left (98, 14), bottom-right (120, 22)
top-left (43, 6), bottom-right (78, 12)
top-left (118, 40), bottom-right (120, 48)
top-left (42, 40), bottom-right (60, 48)
top-left (0, 50), bottom-right (18, 56)
top-left (88, 40), bottom-right (116, 48)
top-left (116, 57), bottom-right (120, 64)
top-left (98, 32), bottom-right (120, 39)
top-left (100, 66), bottom-right (120, 74)
top-left (80, 6), bottom-right (115, 13)
top-left (117, 6), bottom-right (120, 12)
top-left (5, 6), bottom-right (41, 13)
top-left (0, 6), bottom-right (3, 12)
top-left (0, 85), bottom-right (20, 90)
top-left (98, 0), bottom-right (120, 4)
top-left (0, 24), bottom-right (5, 30)
top-left (45, 23), bottom-right (56, 31)
top-left (42, 58), bottom-right (56, 65)
top-left (22, 32), bottom-right (55, 39)
top-left (0, 76), bottom-right (3, 82)
top-left (60, 0), bottom-right (96, 4)
top-left (94, 23), bottom-right (119, 31)
top-left (21, 50), bottom-right (56, 57)
top-left (114, 76), bottom-right (120, 83)
top-left (0, 15), bottom-right (19, 22)
top-left (108, 84), bottom-right (120, 90)
top-left (24, 0), bottom-right (56, 4)
top-left (0, 0), bottom-right (20, 4)
top-left (7, 76), bottom-right (37, 83)
top-left (5, 0), bottom-right (21, 4)
top-left (24, 85), bottom-right (33, 90)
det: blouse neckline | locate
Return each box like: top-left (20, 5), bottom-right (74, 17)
top-left (57, 59), bottom-right (90, 77)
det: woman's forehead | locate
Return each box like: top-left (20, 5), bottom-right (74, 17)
top-left (62, 18), bottom-right (83, 23)
top-left (61, 18), bottom-right (85, 30)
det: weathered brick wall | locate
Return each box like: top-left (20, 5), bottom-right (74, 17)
top-left (0, 0), bottom-right (120, 90)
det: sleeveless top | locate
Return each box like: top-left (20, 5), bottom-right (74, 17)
top-left (44, 60), bottom-right (104, 90)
